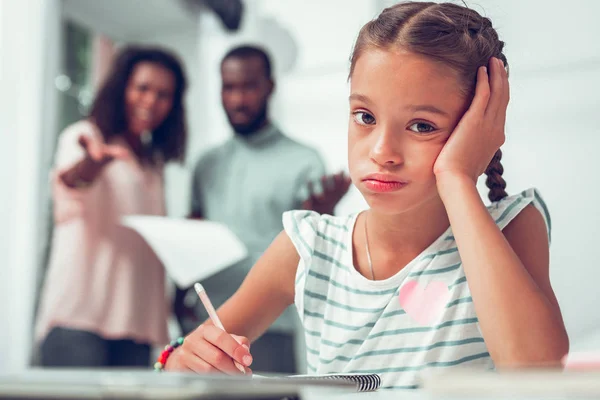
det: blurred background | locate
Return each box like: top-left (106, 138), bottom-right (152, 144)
top-left (1, 0), bottom-right (599, 373)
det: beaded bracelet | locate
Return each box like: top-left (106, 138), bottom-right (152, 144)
top-left (154, 337), bottom-right (184, 371)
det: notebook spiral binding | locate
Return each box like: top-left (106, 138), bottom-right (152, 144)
top-left (290, 374), bottom-right (381, 392)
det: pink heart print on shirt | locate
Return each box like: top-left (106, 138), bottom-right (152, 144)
top-left (399, 280), bottom-right (451, 326)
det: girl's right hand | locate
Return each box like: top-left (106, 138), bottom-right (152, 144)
top-left (164, 324), bottom-right (253, 375)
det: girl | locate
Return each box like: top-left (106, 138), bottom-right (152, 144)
top-left (164, 2), bottom-right (568, 389)
top-left (36, 46), bottom-right (187, 367)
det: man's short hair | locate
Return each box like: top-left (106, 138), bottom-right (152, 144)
top-left (221, 45), bottom-right (272, 79)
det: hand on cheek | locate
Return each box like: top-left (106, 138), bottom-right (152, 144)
top-left (433, 57), bottom-right (509, 183)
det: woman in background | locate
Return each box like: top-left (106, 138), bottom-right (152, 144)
top-left (36, 46), bottom-right (187, 367)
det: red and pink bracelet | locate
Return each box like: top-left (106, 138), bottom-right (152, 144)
top-left (154, 337), bottom-right (184, 371)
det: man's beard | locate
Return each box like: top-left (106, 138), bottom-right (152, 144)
top-left (228, 104), bottom-right (268, 137)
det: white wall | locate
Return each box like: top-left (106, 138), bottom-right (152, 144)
top-left (0, 0), bottom-right (59, 372)
top-left (0, 0), bottom-right (7, 371)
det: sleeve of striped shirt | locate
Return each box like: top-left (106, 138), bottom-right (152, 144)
top-left (490, 188), bottom-right (551, 243)
top-left (282, 210), bottom-right (322, 318)
top-left (282, 209), bottom-right (321, 264)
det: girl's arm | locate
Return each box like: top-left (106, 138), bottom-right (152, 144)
top-left (438, 176), bottom-right (568, 366)
top-left (216, 231), bottom-right (300, 341)
top-left (165, 231), bottom-right (299, 373)
top-left (433, 58), bottom-right (568, 366)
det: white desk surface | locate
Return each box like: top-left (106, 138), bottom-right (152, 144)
top-left (1, 368), bottom-right (598, 400)
top-left (302, 368), bottom-right (600, 400)
top-left (303, 389), bottom-right (425, 399)
top-left (302, 389), bottom-right (593, 400)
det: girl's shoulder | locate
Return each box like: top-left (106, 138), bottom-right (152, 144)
top-left (282, 210), bottom-right (356, 260)
top-left (486, 188), bottom-right (551, 242)
top-left (283, 210), bottom-right (356, 238)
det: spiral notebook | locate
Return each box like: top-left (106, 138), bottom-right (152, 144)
top-left (255, 373), bottom-right (381, 392)
top-left (0, 370), bottom-right (377, 399)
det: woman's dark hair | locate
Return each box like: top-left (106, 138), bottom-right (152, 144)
top-left (89, 45), bottom-right (187, 164)
top-left (350, 2), bottom-right (508, 201)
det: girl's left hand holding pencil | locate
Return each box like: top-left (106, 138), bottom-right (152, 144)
top-left (164, 322), bottom-right (253, 374)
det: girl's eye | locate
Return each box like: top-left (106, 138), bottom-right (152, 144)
top-left (353, 111), bottom-right (375, 126)
top-left (408, 122), bottom-right (435, 134)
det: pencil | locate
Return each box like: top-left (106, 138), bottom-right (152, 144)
top-left (194, 283), bottom-right (246, 374)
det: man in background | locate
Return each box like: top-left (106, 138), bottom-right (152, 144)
top-left (174, 45), bottom-right (350, 373)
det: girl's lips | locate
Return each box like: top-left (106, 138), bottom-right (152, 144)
top-left (362, 179), bottom-right (407, 193)
top-left (362, 174), bottom-right (408, 193)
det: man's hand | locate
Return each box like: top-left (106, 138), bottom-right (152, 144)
top-left (301, 171), bottom-right (351, 215)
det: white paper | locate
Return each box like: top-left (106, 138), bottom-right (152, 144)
top-left (122, 216), bottom-right (247, 287)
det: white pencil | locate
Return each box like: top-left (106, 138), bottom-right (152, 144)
top-left (194, 283), bottom-right (246, 374)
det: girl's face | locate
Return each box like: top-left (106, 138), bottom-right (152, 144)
top-left (124, 61), bottom-right (176, 136)
top-left (348, 49), bottom-right (469, 215)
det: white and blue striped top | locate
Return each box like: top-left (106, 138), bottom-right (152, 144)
top-left (282, 188), bottom-right (550, 390)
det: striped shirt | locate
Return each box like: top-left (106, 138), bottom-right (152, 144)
top-left (282, 188), bottom-right (550, 389)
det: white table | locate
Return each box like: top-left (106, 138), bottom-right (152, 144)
top-left (302, 389), bottom-right (594, 400)
top-left (1, 369), bottom-right (598, 400)
top-left (302, 368), bottom-right (600, 400)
